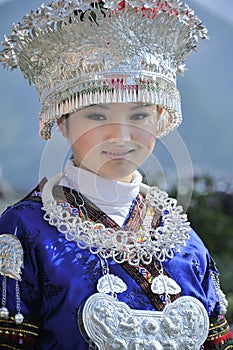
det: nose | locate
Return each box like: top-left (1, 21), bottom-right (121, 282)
top-left (107, 122), bottom-right (131, 143)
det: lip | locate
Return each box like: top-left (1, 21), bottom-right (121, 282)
top-left (102, 149), bottom-right (134, 160)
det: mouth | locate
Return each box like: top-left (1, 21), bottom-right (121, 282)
top-left (102, 149), bottom-right (134, 160)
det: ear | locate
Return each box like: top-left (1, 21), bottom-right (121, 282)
top-left (57, 115), bottom-right (69, 138)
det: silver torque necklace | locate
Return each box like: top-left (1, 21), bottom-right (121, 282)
top-left (41, 173), bottom-right (191, 265)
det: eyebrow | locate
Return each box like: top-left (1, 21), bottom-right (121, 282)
top-left (129, 104), bottom-right (152, 110)
top-left (92, 104), bottom-right (110, 110)
top-left (87, 103), bottom-right (152, 111)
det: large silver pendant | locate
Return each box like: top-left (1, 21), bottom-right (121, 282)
top-left (82, 293), bottom-right (209, 349)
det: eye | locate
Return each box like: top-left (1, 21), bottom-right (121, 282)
top-left (85, 114), bottom-right (107, 121)
top-left (130, 113), bottom-right (149, 121)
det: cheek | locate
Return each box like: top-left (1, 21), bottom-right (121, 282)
top-left (134, 129), bottom-right (156, 150)
top-left (70, 128), bottom-right (103, 161)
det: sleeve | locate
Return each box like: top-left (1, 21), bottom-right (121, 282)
top-left (203, 256), bottom-right (233, 349)
top-left (0, 204), bottom-right (41, 349)
top-left (170, 228), bottom-right (233, 349)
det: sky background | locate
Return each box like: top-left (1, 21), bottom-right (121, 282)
top-left (0, 0), bottom-right (233, 199)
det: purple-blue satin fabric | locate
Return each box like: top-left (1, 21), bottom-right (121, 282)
top-left (0, 197), bottom-right (219, 349)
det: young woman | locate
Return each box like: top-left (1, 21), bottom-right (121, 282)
top-left (0, 1), bottom-right (232, 349)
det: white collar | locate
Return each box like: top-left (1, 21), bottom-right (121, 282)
top-left (60, 159), bottom-right (142, 225)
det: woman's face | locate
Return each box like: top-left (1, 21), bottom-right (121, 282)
top-left (61, 103), bottom-right (160, 182)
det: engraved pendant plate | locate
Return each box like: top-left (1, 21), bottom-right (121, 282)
top-left (0, 234), bottom-right (24, 280)
top-left (82, 294), bottom-right (209, 350)
top-left (151, 274), bottom-right (181, 295)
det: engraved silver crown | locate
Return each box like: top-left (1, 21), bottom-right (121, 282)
top-left (0, 0), bottom-right (208, 139)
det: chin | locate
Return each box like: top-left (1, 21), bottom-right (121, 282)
top-left (99, 167), bottom-right (137, 181)
top-left (96, 158), bottom-right (140, 179)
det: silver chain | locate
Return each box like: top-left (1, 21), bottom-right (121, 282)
top-left (15, 280), bottom-right (21, 314)
top-left (1, 276), bottom-right (7, 307)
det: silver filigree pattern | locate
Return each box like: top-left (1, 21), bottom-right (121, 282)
top-left (41, 173), bottom-right (191, 264)
top-left (82, 293), bottom-right (209, 349)
top-left (0, 234), bottom-right (24, 281)
top-left (0, 0), bottom-right (208, 139)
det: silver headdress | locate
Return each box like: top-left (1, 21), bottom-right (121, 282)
top-left (0, 0), bottom-right (208, 139)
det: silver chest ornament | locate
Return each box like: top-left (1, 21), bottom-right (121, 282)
top-left (0, 233), bottom-right (24, 324)
top-left (81, 274), bottom-right (209, 350)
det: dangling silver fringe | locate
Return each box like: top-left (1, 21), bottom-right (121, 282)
top-left (210, 270), bottom-right (228, 315)
top-left (15, 280), bottom-right (24, 324)
top-left (0, 232), bottom-right (24, 324)
top-left (0, 276), bottom-right (9, 319)
top-left (39, 78), bottom-right (182, 140)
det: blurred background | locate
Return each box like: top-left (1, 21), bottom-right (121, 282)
top-left (0, 0), bottom-right (233, 324)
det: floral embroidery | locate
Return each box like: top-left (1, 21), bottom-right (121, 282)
top-left (192, 255), bottom-right (203, 277)
top-left (42, 273), bottom-right (63, 302)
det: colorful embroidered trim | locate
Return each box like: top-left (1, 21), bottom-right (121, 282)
top-left (203, 315), bottom-right (233, 349)
top-left (0, 317), bottom-right (39, 349)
